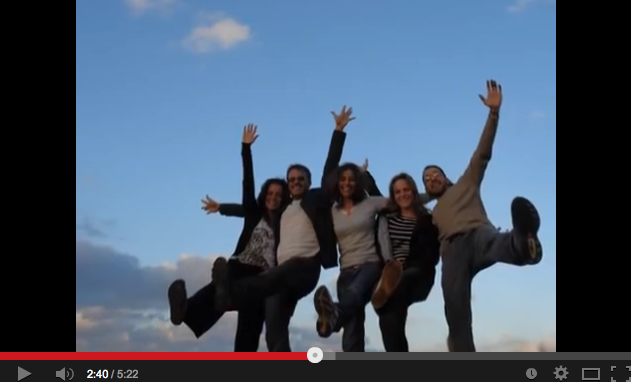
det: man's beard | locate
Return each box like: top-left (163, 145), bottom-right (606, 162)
top-left (426, 187), bottom-right (447, 198)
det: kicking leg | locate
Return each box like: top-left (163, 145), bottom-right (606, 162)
top-left (314, 262), bottom-right (380, 339)
top-left (214, 256), bottom-right (320, 312)
top-left (168, 280), bottom-right (224, 338)
top-left (471, 197), bottom-right (543, 270)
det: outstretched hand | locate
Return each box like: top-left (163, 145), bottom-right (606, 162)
top-left (201, 195), bottom-right (220, 214)
top-left (478, 80), bottom-right (503, 111)
top-left (242, 124), bottom-right (258, 145)
top-left (332, 105), bottom-right (355, 131)
top-left (360, 158), bottom-right (369, 173)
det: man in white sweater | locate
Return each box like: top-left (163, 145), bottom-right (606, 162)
top-left (212, 106), bottom-right (356, 351)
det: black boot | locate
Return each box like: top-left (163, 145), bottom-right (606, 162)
top-left (511, 196), bottom-right (543, 265)
top-left (168, 279), bottom-right (187, 325)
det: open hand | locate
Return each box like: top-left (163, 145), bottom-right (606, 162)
top-left (201, 195), bottom-right (220, 214)
top-left (242, 124), bottom-right (258, 145)
top-left (360, 158), bottom-right (369, 173)
top-left (331, 105), bottom-right (355, 131)
top-left (478, 80), bottom-right (503, 111)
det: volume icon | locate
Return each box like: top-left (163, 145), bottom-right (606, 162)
top-left (55, 367), bottom-right (74, 381)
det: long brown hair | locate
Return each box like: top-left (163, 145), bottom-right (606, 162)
top-left (324, 162), bottom-right (368, 207)
top-left (386, 172), bottom-right (431, 217)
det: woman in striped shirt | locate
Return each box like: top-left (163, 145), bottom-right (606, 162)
top-left (368, 173), bottom-right (440, 352)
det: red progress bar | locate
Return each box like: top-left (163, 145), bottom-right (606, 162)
top-left (0, 352), bottom-right (308, 360)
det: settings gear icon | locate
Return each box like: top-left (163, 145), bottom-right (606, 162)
top-left (554, 365), bottom-right (569, 380)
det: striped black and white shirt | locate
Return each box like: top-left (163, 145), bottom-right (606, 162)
top-left (387, 214), bottom-right (417, 260)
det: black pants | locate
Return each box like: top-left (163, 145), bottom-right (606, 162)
top-left (183, 260), bottom-right (266, 352)
top-left (336, 262), bottom-right (382, 352)
top-left (377, 266), bottom-right (435, 352)
top-left (441, 224), bottom-right (532, 352)
top-left (230, 256), bottom-right (321, 351)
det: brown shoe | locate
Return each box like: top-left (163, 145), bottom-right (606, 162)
top-left (371, 260), bottom-right (403, 310)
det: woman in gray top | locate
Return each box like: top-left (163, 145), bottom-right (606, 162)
top-left (313, 160), bottom-right (389, 352)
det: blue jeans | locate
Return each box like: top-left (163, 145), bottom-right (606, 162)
top-left (441, 224), bottom-right (533, 352)
top-left (336, 261), bottom-right (383, 352)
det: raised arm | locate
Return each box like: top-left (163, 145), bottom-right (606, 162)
top-left (241, 124), bottom-right (259, 210)
top-left (359, 159), bottom-right (383, 197)
top-left (320, 105), bottom-right (355, 187)
top-left (462, 80), bottom-right (502, 185)
top-left (201, 197), bottom-right (246, 218)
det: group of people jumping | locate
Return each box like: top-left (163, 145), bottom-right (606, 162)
top-left (167, 80), bottom-right (543, 352)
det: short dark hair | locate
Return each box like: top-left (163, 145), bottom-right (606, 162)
top-left (325, 162), bottom-right (367, 207)
top-left (286, 164), bottom-right (312, 184)
top-left (387, 172), bottom-right (430, 216)
top-left (257, 178), bottom-right (291, 224)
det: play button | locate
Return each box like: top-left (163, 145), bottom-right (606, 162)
top-left (18, 366), bottom-right (31, 381)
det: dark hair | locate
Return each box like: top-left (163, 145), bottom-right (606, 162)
top-left (257, 178), bottom-right (291, 224)
top-left (387, 172), bottom-right (430, 216)
top-left (325, 162), bottom-right (367, 207)
top-left (286, 164), bottom-right (312, 184)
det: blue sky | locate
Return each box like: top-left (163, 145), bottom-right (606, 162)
top-left (76, 0), bottom-right (556, 351)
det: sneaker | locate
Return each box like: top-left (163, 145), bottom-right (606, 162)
top-left (168, 279), bottom-right (187, 325)
top-left (314, 286), bottom-right (338, 338)
top-left (212, 257), bottom-right (231, 311)
top-left (371, 259), bottom-right (404, 310)
top-left (510, 196), bottom-right (543, 265)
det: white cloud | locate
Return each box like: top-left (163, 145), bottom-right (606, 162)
top-left (124, 0), bottom-right (176, 14)
top-left (182, 15), bottom-right (251, 54)
top-left (507, 0), bottom-right (555, 13)
top-left (75, 240), bottom-right (346, 351)
top-left (76, 240), bottom-right (554, 352)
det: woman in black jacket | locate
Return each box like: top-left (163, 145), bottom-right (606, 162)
top-left (364, 172), bottom-right (440, 352)
top-left (167, 124), bottom-right (290, 352)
